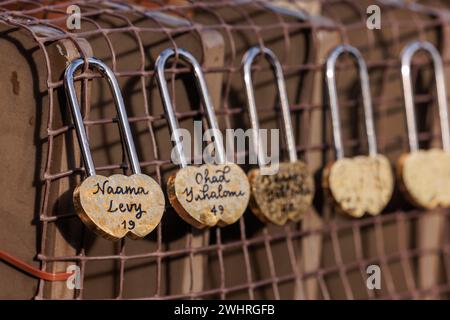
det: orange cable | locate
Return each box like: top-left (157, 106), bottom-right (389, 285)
top-left (1, 249), bottom-right (71, 281)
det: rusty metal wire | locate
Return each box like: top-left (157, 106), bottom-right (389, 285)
top-left (1, 0), bottom-right (450, 299)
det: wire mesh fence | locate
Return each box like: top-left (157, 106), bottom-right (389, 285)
top-left (1, 0), bottom-right (450, 299)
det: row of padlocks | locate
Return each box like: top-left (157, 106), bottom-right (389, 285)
top-left (64, 40), bottom-right (450, 241)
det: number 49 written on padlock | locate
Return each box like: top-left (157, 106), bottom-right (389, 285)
top-left (210, 204), bottom-right (224, 216)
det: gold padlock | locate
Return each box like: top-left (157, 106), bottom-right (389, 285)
top-left (323, 45), bottom-right (393, 218)
top-left (64, 57), bottom-right (165, 240)
top-left (155, 48), bottom-right (250, 229)
top-left (397, 41), bottom-right (450, 209)
top-left (242, 46), bottom-right (315, 225)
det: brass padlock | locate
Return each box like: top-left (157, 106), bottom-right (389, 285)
top-left (64, 57), bottom-right (165, 240)
top-left (242, 46), bottom-right (315, 225)
top-left (397, 41), bottom-right (450, 209)
top-left (323, 45), bottom-right (394, 218)
top-left (155, 48), bottom-right (250, 229)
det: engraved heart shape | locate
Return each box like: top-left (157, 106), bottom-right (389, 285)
top-left (248, 161), bottom-right (315, 225)
top-left (74, 174), bottom-right (165, 240)
top-left (323, 155), bottom-right (393, 218)
top-left (167, 163), bottom-right (250, 228)
top-left (397, 149), bottom-right (450, 209)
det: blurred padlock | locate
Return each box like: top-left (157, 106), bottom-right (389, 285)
top-left (323, 45), bottom-right (394, 218)
top-left (242, 46), bottom-right (315, 225)
top-left (397, 41), bottom-right (450, 209)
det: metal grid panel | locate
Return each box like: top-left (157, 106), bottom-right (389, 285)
top-left (1, 0), bottom-right (450, 299)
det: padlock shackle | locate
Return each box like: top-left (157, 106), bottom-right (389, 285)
top-left (242, 46), bottom-right (298, 165)
top-left (155, 48), bottom-right (226, 167)
top-left (400, 41), bottom-right (450, 152)
top-left (64, 57), bottom-right (141, 176)
top-left (326, 44), bottom-right (377, 160)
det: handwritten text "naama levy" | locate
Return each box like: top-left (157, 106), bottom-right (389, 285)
top-left (93, 180), bottom-right (149, 218)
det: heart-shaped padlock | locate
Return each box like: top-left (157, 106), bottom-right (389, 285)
top-left (323, 45), bottom-right (394, 218)
top-left (397, 41), bottom-right (450, 209)
top-left (64, 57), bottom-right (165, 240)
top-left (155, 48), bottom-right (250, 229)
top-left (242, 46), bottom-right (315, 225)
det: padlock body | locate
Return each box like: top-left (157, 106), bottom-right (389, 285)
top-left (397, 148), bottom-right (450, 209)
top-left (74, 173), bottom-right (165, 240)
top-left (248, 161), bottom-right (314, 225)
top-left (167, 163), bottom-right (250, 229)
top-left (323, 154), bottom-right (393, 218)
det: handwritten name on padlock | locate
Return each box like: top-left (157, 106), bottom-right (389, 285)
top-left (168, 164), bottom-right (250, 228)
top-left (248, 163), bottom-right (314, 225)
top-left (156, 48), bottom-right (250, 228)
top-left (65, 57), bottom-right (165, 240)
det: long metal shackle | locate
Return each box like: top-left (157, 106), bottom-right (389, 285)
top-left (155, 48), bottom-right (226, 168)
top-left (242, 46), bottom-right (298, 165)
top-left (64, 57), bottom-right (141, 176)
top-left (326, 45), bottom-right (377, 160)
top-left (400, 40), bottom-right (450, 152)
